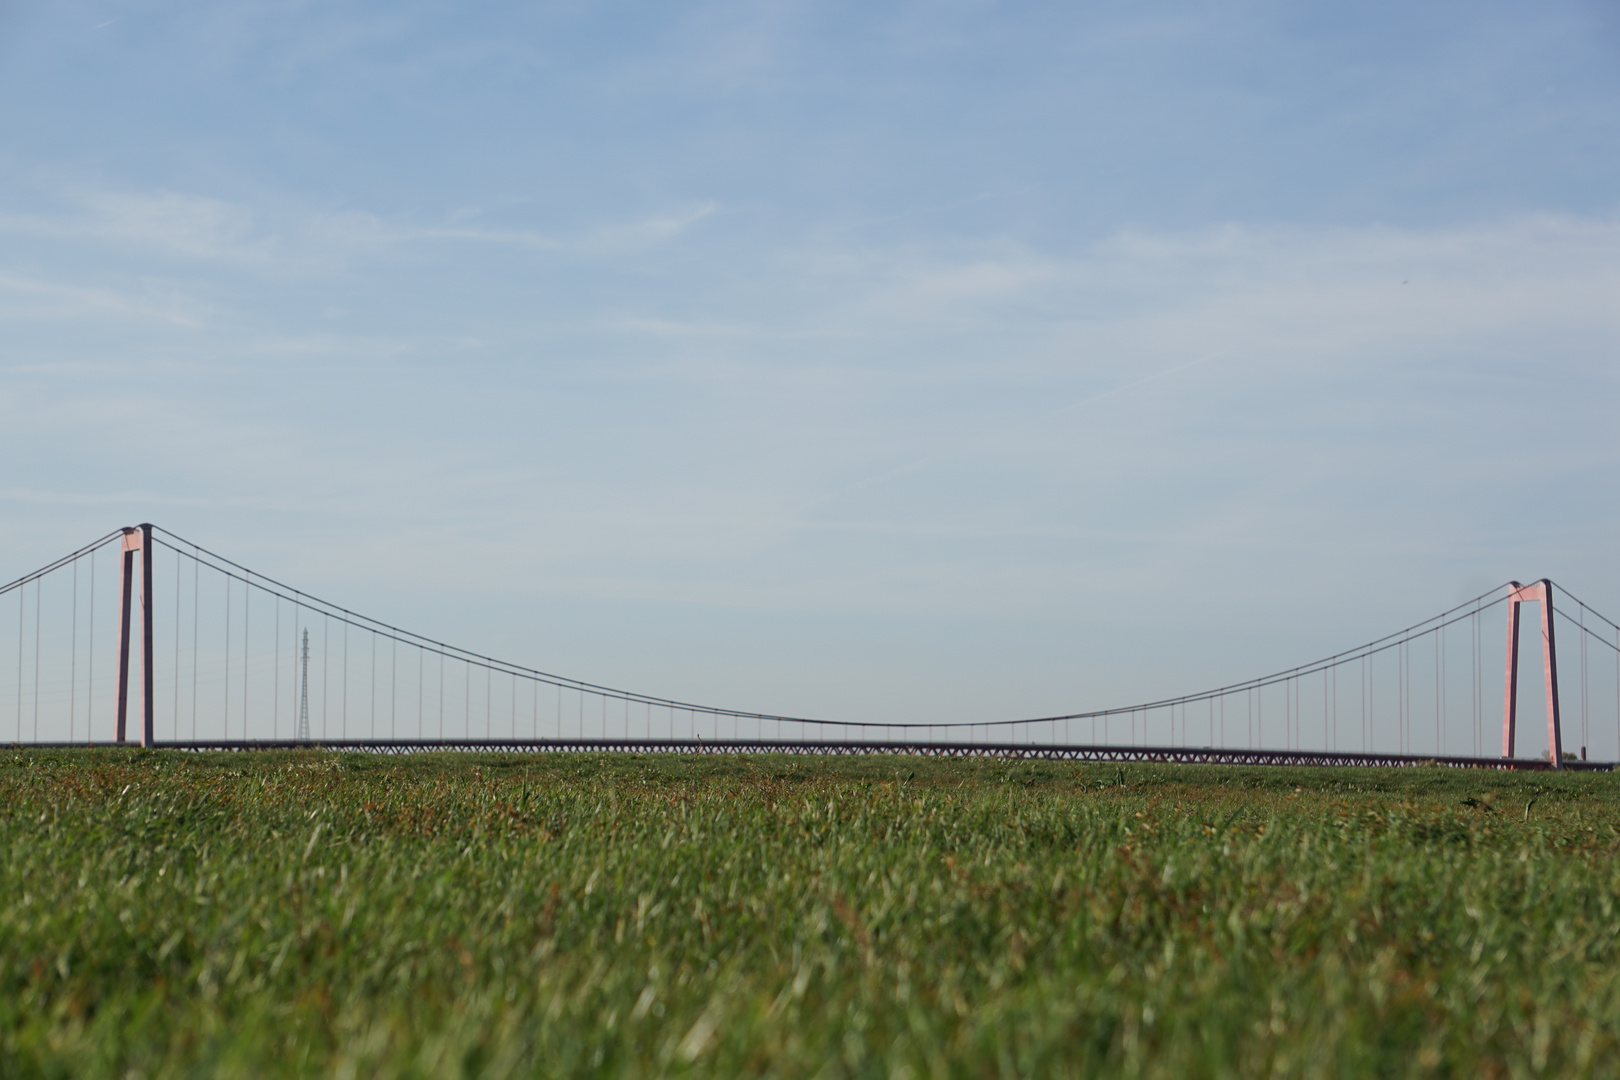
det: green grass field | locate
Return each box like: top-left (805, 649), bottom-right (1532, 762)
top-left (4, 749), bottom-right (1619, 1078)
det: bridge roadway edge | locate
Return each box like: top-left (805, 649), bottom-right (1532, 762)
top-left (12, 740), bottom-right (1614, 770)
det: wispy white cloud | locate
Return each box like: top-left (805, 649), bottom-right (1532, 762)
top-left (0, 184), bottom-right (719, 271)
top-left (613, 316), bottom-right (762, 339)
top-left (765, 213), bottom-right (1620, 378)
top-left (0, 271), bottom-right (202, 326)
top-left (413, 202), bottom-right (717, 254)
top-left (573, 202), bottom-right (719, 255)
top-left (0, 190), bottom-right (267, 262)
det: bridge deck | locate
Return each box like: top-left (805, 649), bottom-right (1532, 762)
top-left (16, 739), bottom-right (1613, 770)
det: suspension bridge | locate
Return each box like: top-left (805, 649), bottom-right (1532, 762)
top-left (4, 524), bottom-right (1617, 769)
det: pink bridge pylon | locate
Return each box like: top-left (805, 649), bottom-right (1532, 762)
top-left (114, 524), bottom-right (155, 748)
top-left (1501, 579), bottom-right (1564, 767)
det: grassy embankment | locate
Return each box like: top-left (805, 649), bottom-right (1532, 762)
top-left (3, 748), bottom-right (1619, 1077)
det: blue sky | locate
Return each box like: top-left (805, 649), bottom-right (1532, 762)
top-left (2, 0), bottom-right (1618, 731)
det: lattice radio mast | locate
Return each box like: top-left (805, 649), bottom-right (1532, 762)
top-left (298, 628), bottom-right (311, 742)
